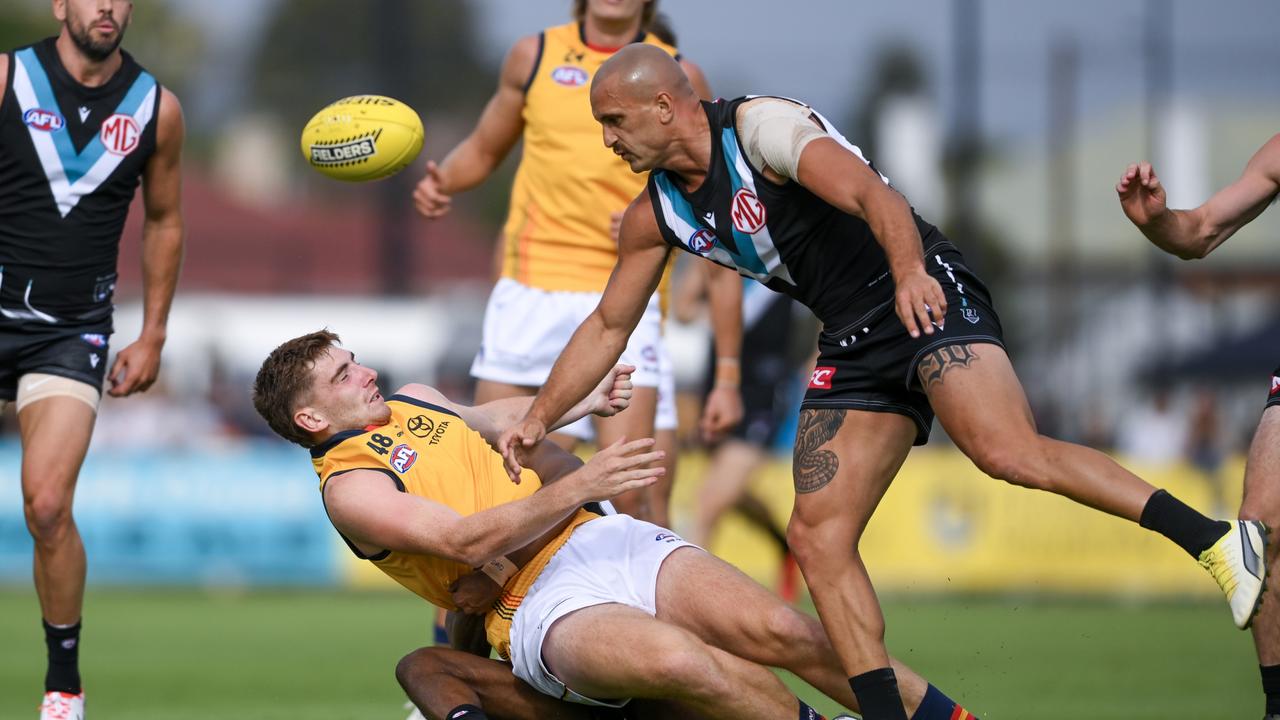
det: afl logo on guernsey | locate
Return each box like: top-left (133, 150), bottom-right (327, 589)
top-left (551, 65), bottom-right (589, 87)
top-left (731, 189), bottom-right (767, 234)
top-left (689, 228), bottom-right (716, 254)
top-left (100, 113), bottom-right (142, 156)
top-left (390, 444), bottom-right (418, 473)
top-left (23, 108), bottom-right (64, 132)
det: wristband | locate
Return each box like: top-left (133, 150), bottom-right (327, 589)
top-left (479, 555), bottom-right (518, 586)
top-left (714, 357), bottom-right (741, 388)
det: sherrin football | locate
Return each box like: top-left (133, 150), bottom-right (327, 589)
top-left (301, 95), bottom-right (423, 182)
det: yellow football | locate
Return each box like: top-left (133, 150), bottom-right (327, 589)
top-left (300, 95), bottom-right (423, 182)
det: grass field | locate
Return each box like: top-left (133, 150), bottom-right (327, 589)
top-left (0, 588), bottom-right (1258, 719)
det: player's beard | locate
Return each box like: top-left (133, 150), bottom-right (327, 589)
top-left (67, 13), bottom-right (128, 62)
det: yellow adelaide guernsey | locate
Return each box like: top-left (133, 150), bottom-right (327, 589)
top-left (311, 393), bottom-right (596, 659)
top-left (503, 21), bottom-right (678, 295)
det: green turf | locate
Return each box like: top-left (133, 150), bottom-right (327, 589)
top-left (0, 588), bottom-right (1258, 719)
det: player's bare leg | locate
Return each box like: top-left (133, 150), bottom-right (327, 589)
top-left (924, 344), bottom-right (1155, 517)
top-left (655, 544), bottom-right (961, 716)
top-left (592, 387), bottom-right (659, 519)
top-left (688, 440), bottom-right (765, 547)
top-left (397, 646), bottom-right (593, 720)
top-left (923, 343), bottom-right (1258, 626)
top-left (1241, 408), bottom-right (1280, 717)
top-left (647, 427), bottom-right (679, 528)
top-left (542, 603), bottom-right (808, 719)
top-left (397, 646), bottom-right (708, 720)
top-left (786, 409), bottom-right (919, 716)
top-left (20, 393), bottom-right (96, 707)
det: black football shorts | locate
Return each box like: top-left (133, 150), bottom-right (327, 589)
top-left (801, 239), bottom-right (1005, 445)
top-left (0, 318), bottom-right (112, 401)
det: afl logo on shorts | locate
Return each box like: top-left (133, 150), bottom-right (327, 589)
top-left (390, 444), bottom-right (418, 473)
top-left (731, 189), bottom-right (767, 234)
top-left (809, 366), bottom-right (836, 390)
top-left (406, 414), bottom-right (435, 438)
top-left (1270, 374), bottom-right (1279, 396)
top-left (100, 114), bottom-right (141, 156)
top-left (551, 65), bottom-right (589, 87)
top-left (688, 228), bottom-right (716, 255)
top-left (23, 108), bottom-right (64, 132)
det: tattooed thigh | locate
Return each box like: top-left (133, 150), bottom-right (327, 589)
top-left (916, 344), bottom-right (979, 389)
top-left (793, 409), bottom-right (846, 493)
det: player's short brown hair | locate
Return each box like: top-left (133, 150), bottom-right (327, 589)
top-left (572, 0), bottom-right (659, 33)
top-left (252, 330), bottom-right (340, 448)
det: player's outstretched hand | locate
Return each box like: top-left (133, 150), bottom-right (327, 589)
top-left (413, 160), bottom-right (452, 218)
top-left (1116, 161), bottom-right (1167, 229)
top-left (570, 437), bottom-right (664, 503)
top-left (586, 364), bottom-right (635, 418)
top-left (107, 335), bottom-right (163, 397)
top-left (497, 416), bottom-right (548, 482)
top-left (894, 267), bottom-right (947, 339)
top-left (699, 385), bottom-right (743, 443)
top-left (449, 572), bottom-right (503, 615)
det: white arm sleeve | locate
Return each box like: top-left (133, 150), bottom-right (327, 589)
top-left (737, 99), bottom-right (830, 181)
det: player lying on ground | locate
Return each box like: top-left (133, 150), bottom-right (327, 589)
top-left (251, 330), bottom-right (977, 720)
top-left (1117, 135), bottom-right (1278, 720)
top-left (494, 44), bottom-right (1259, 720)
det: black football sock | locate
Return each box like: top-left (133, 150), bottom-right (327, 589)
top-left (1138, 489), bottom-right (1230, 558)
top-left (443, 704), bottom-right (488, 719)
top-left (850, 668), bottom-right (909, 720)
top-left (43, 619), bottom-right (82, 694)
top-left (1262, 664), bottom-right (1280, 716)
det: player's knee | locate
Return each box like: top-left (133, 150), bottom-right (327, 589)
top-left (1238, 501), bottom-right (1278, 537)
top-left (23, 492), bottom-right (74, 543)
top-left (394, 648), bottom-right (433, 689)
top-left (787, 513), bottom-right (859, 567)
top-left (760, 605), bottom-right (825, 657)
top-left (969, 442), bottom-right (1051, 491)
top-left (648, 642), bottom-right (726, 697)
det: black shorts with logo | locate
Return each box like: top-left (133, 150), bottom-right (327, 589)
top-left (1268, 364), bottom-right (1280, 410)
top-left (0, 318), bottom-right (112, 401)
top-left (801, 240), bottom-right (1004, 446)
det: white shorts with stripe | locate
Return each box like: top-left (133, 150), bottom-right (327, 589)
top-left (507, 513), bottom-right (695, 707)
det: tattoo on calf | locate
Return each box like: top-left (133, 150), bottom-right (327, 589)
top-left (793, 409), bottom-right (845, 493)
top-left (916, 344), bottom-right (979, 388)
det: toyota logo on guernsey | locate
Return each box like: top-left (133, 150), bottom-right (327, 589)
top-left (23, 108), bottom-right (64, 132)
top-left (809, 366), bottom-right (836, 389)
top-left (731, 189), bottom-right (767, 234)
top-left (551, 65), bottom-right (589, 87)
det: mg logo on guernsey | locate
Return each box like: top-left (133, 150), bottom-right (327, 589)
top-left (390, 444), bottom-right (418, 473)
top-left (100, 113), bottom-right (141, 156)
top-left (809, 366), bottom-right (836, 389)
top-left (731, 189), bottom-right (767, 234)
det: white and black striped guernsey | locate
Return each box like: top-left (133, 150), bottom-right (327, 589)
top-left (645, 96), bottom-right (938, 329)
top-left (0, 37), bottom-right (161, 325)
